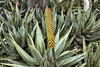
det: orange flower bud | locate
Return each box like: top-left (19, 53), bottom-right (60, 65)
top-left (15, 1), bottom-right (20, 6)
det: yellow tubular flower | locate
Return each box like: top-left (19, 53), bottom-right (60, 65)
top-left (45, 8), bottom-right (55, 49)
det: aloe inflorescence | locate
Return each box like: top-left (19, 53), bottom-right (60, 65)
top-left (45, 8), bottom-right (57, 67)
top-left (45, 8), bottom-right (55, 49)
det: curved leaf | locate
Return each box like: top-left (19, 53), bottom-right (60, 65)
top-left (10, 34), bottom-right (39, 65)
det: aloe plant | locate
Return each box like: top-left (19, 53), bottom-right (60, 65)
top-left (0, 0), bottom-right (100, 67)
top-left (86, 41), bottom-right (100, 67)
top-left (65, 6), bottom-right (100, 45)
top-left (0, 0), bottom-right (27, 14)
top-left (0, 3), bottom-right (87, 67)
top-left (0, 24), bottom-right (87, 67)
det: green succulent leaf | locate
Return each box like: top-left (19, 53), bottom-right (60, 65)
top-left (52, 8), bottom-right (57, 33)
top-left (30, 24), bottom-right (37, 39)
top-left (57, 49), bottom-right (77, 62)
top-left (26, 9), bottom-right (35, 23)
top-left (55, 29), bottom-right (60, 43)
top-left (55, 25), bottom-right (72, 58)
top-left (4, 9), bottom-right (13, 23)
top-left (35, 23), bottom-right (45, 56)
top-left (80, 63), bottom-right (86, 67)
top-left (64, 35), bottom-right (76, 50)
top-left (82, 14), bottom-right (95, 34)
top-left (42, 16), bottom-right (46, 36)
top-left (0, 63), bottom-right (31, 67)
top-left (92, 19), bottom-right (100, 30)
top-left (0, 38), bottom-right (12, 55)
top-left (58, 52), bottom-right (87, 67)
top-left (27, 33), bottom-right (35, 46)
top-left (0, 58), bottom-right (27, 66)
top-left (58, 9), bottom-right (64, 29)
top-left (27, 36), bottom-right (44, 63)
top-left (10, 34), bottom-right (39, 65)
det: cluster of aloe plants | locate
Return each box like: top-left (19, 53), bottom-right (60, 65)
top-left (0, 0), bottom-right (27, 14)
top-left (86, 41), bottom-right (100, 67)
top-left (0, 0), bottom-right (100, 67)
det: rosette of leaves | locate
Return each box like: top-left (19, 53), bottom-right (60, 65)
top-left (0, 22), bottom-right (87, 67)
top-left (0, 6), bottom-right (87, 67)
top-left (66, 7), bottom-right (100, 45)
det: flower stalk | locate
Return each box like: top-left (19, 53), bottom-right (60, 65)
top-left (45, 8), bottom-right (57, 67)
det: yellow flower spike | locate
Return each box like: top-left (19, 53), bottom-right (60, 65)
top-left (5, 8), bottom-right (8, 14)
top-left (45, 8), bottom-right (55, 49)
top-left (10, 2), bottom-right (14, 15)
